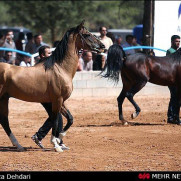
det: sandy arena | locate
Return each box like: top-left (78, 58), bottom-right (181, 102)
top-left (0, 95), bottom-right (181, 171)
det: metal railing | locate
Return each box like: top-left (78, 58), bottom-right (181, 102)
top-left (0, 46), bottom-right (167, 66)
top-left (0, 47), bottom-right (55, 66)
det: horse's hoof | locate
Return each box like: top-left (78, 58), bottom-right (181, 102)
top-left (121, 120), bottom-right (129, 126)
top-left (131, 112), bottom-right (138, 119)
top-left (123, 121), bottom-right (129, 126)
top-left (54, 146), bottom-right (63, 152)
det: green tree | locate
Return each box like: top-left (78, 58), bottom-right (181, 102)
top-left (0, 1), bottom-right (144, 45)
top-left (0, 2), bottom-right (11, 26)
top-left (5, 1), bottom-right (96, 44)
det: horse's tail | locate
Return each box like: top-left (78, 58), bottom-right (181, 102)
top-left (101, 44), bottom-right (126, 83)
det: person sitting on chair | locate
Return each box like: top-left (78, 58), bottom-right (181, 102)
top-left (31, 45), bottom-right (69, 151)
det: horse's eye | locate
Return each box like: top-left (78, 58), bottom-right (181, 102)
top-left (82, 34), bottom-right (90, 38)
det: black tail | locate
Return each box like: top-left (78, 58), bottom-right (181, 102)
top-left (101, 44), bottom-right (126, 83)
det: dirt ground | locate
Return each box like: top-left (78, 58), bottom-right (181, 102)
top-left (0, 95), bottom-right (181, 171)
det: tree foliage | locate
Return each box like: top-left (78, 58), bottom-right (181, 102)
top-left (0, 1), bottom-right (143, 45)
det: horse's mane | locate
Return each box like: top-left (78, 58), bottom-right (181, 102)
top-left (38, 27), bottom-right (77, 70)
top-left (166, 48), bottom-right (181, 62)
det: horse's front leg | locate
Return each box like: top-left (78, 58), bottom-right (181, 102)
top-left (126, 92), bottom-right (141, 119)
top-left (126, 81), bottom-right (147, 119)
top-left (59, 103), bottom-right (73, 139)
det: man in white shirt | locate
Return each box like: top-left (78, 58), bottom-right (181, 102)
top-left (99, 26), bottom-right (113, 51)
top-left (98, 27), bottom-right (113, 69)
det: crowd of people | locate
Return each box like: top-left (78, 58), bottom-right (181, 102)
top-left (0, 26), bottom-right (143, 71)
top-left (0, 30), bottom-right (49, 66)
top-left (77, 26), bottom-right (144, 71)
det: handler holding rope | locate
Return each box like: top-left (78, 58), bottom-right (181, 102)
top-left (31, 45), bottom-right (69, 151)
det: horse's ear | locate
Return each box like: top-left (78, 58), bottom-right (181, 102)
top-left (76, 20), bottom-right (85, 32)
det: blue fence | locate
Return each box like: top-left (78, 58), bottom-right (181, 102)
top-left (0, 47), bottom-right (32, 57)
top-left (0, 46), bottom-right (167, 58)
top-left (123, 46), bottom-right (167, 52)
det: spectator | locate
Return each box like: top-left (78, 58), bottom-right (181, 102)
top-left (166, 35), bottom-right (181, 124)
top-left (15, 32), bottom-right (26, 62)
top-left (25, 32), bottom-right (36, 54)
top-left (3, 30), bottom-right (16, 61)
top-left (115, 37), bottom-right (123, 46)
top-left (19, 55), bottom-right (31, 67)
top-left (34, 34), bottom-right (49, 53)
top-left (39, 45), bottom-right (51, 57)
top-left (15, 57), bottom-right (21, 66)
top-left (0, 33), bottom-right (5, 47)
top-left (99, 26), bottom-right (113, 51)
top-left (77, 51), bottom-right (83, 71)
top-left (15, 32), bottom-right (25, 51)
top-left (79, 51), bottom-right (93, 71)
top-left (34, 45), bottom-right (51, 65)
top-left (0, 33), bottom-right (5, 58)
top-left (98, 26), bottom-right (113, 70)
top-left (106, 32), bottom-right (115, 44)
top-left (0, 51), bottom-right (14, 64)
top-left (132, 36), bottom-right (142, 53)
top-left (122, 34), bottom-right (136, 56)
top-left (93, 54), bottom-right (105, 71)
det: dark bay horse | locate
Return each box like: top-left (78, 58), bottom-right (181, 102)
top-left (0, 21), bottom-right (105, 152)
top-left (101, 44), bottom-right (181, 125)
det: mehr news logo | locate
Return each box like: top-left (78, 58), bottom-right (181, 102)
top-left (138, 172), bottom-right (181, 180)
top-left (138, 173), bottom-right (150, 180)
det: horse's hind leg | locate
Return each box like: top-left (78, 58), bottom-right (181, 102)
top-left (0, 95), bottom-right (25, 151)
top-left (126, 81), bottom-right (147, 119)
top-left (59, 103), bottom-right (73, 139)
top-left (117, 89), bottom-right (128, 125)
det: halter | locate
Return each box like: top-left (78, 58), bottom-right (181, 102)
top-left (78, 26), bottom-right (102, 53)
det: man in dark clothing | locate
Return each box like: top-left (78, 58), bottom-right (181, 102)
top-left (31, 46), bottom-right (69, 151)
top-left (166, 35), bottom-right (181, 125)
top-left (0, 51), bottom-right (14, 64)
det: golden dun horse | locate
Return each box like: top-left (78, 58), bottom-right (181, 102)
top-left (0, 21), bottom-right (105, 152)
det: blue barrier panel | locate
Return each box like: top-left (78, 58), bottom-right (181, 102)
top-left (123, 46), bottom-right (167, 52)
top-left (0, 47), bottom-right (32, 57)
top-left (0, 46), bottom-right (167, 58)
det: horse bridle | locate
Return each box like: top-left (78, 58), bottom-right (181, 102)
top-left (78, 26), bottom-right (102, 53)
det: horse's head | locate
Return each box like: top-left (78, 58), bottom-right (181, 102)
top-left (75, 20), bottom-right (105, 53)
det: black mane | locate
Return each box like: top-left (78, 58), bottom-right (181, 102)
top-left (39, 27), bottom-right (77, 70)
